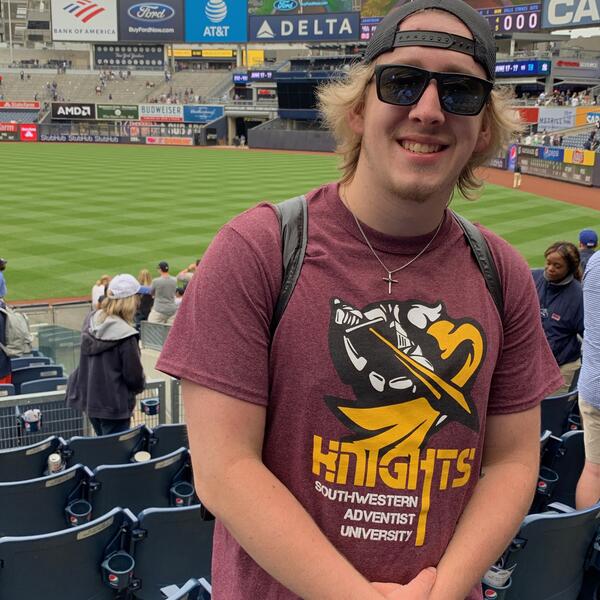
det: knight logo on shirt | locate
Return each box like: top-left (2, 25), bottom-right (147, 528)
top-left (312, 298), bottom-right (486, 546)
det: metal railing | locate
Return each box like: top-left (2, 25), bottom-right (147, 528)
top-left (0, 378), bottom-right (173, 449)
top-left (140, 321), bottom-right (171, 352)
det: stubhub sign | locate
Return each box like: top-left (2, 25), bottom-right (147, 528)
top-left (185, 0), bottom-right (248, 42)
top-left (249, 12), bottom-right (360, 42)
top-left (542, 0), bottom-right (600, 28)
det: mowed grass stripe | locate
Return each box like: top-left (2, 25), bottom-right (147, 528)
top-left (1, 143), bottom-right (599, 301)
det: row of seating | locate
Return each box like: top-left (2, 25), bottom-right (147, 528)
top-left (0, 504), bottom-right (213, 600)
top-left (0, 423), bottom-right (188, 481)
top-left (0, 447), bottom-right (198, 537)
top-left (0, 350), bottom-right (67, 396)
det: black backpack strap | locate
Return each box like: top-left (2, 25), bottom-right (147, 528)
top-left (452, 212), bottom-right (504, 319)
top-left (271, 195), bottom-right (307, 335)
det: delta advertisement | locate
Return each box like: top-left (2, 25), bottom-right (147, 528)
top-left (51, 0), bottom-right (118, 41)
top-left (184, 0), bottom-right (248, 43)
top-left (118, 0), bottom-right (185, 41)
top-left (542, 0), bottom-right (600, 29)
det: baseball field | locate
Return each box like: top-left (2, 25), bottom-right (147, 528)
top-left (2, 143), bottom-right (600, 302)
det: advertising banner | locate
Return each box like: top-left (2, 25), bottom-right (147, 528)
top-left (0, 122), bottom-right (19, 141)
top-left (145, 135), bottom-right (194, 145)
top-left (185, 0), bottom-right (248, 43)
top-left (542, 0), bottom-right (600, 29)
top-left (541, 146), bottom-right (564, 162)
top-left (575, 108), bottom-right (600, 126)
top-left (0, 101), bottom-right (41, 109)
top-left (495, 59), bottom-right (550, 77)
top-left (519, 147), bottom-right (594, 186)
top-left (97, 104), bottom-right (140, 120)
top-left (39, 132), bottom-right (124, 143)
top-left (553, 59), bottom-right (600, 79)
top-left (564, 148), bottom-right (596, 166)
top-left (19, 124), bottom-right (38, 142)
top-left (516, 106), bottom-right (539, 124)
top-left (51, 0), bottom-right (118, 41)
top-left (183, 104), bottom-right (224, 123)
top-left (118, 0), bottom-right (185, 41)
top-left (248, 0), bottom-right (355, 14)
top-left (508, 144), bottom-right (518, 171)
top-left (249, 12), bottom-right (360, 42)
top-left (538, 107), bottom-right (575, 131)
top-left (94, 44), bottom-right (164, 68)
top-left (359, 16), bottom-right (381, 41)
top-left (139, 103), bottom-right (183, 121)
top-left (51, 102), bottom-right (96, 119)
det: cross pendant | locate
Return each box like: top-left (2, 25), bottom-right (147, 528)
top-left (383, 272), bottom-right (398, 294)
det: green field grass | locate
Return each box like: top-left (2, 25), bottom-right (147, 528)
top-left (1, 143), bottom-right (600, 302)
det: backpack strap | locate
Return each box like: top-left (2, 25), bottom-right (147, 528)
top-left (452, 212), bottom-right (504, 319)
top-left (271, 195), bottom-right (307, 335)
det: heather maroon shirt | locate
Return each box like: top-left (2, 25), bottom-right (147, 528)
top-left (158, 183), bottom-right (561, 600)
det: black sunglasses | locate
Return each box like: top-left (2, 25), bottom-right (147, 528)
top-left (374, 64), bottom-right (493, 116)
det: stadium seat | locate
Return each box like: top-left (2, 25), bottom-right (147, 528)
top-left (10, 356), bottom-right (53, 370)
top-left (162, 578), bottom-right (212, 599)
top-left (11, 364), bottom-right (64, 394)
top-left (0, 435), bottom-right (62, 482)
top-left (148, 423), bottom-right (189, 458)
top-left (541, 389), bottom-right (578, 437)
top-left (540, 429), bottom-right (552, 456)
top-left (64, 424), bottom-right (150, 470)
top-left (89, 447), bottom-right (195, 518)
top-left (133, 505), bottom-right (214, 599)
top-left (0, 507), bottom-right (137, 600)
top-left (541, 430), bottom-right (585, 509)
top-left (0, 464), bottom-right (92, 536)
top-left (19, 376), bottom-right (68, 394)
top-left (499, 502), bottom-right (600, 600)
top-left (0, 383), bottom-right (15, 397)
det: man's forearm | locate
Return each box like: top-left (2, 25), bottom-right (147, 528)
top-left (429, 459), bottom-right (537, 600)
top-left (199, 455), bottom-right (384, 600)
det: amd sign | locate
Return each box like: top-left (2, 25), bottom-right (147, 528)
top-left (51, 102), bottom-right (96, 119)
top-left (542, 0), bottom-right (600, 28)
top-left (249, 12), bottom-right (359, 42)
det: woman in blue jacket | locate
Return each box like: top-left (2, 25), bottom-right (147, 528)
top-left (532, 241), bottom-right (584, 394)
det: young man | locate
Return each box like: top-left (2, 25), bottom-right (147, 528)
top-left (579, 229), bottom-right (598, 273)
top-left (157, 1), bottom-right (561, 598)
top-left (148, 261), bottom-right (177, 325)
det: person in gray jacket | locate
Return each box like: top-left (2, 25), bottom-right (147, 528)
top-left (66, 274), bottom-right (145, 436)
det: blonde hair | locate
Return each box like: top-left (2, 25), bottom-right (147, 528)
top-left (95, 274), bottom-right (111, 287)
top-left (138, 269), bottom-right (152, 286)
top-left (317, 61), bottom-right (523, 200)
top-left (98, 294), bottom-right (138, 324)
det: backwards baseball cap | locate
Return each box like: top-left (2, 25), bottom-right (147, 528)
top-left (580, 229), bottom-right (598, 248)
top-left (158, 261), bottom-right (169, 271)
top-left (363, 0), bottom-right (496, 82)
top-left (107, 274), bottom-right (140, 299)
top-left (0, 258), bottom-right (6, 267)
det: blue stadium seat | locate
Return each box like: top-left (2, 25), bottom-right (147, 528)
top-left (0, 464), bottom-right (91, 536)
top-left (11, 364), bottom-right (64, 394)
top-left (148, 423), bottom-right (189, 458)
top-left (20, 376), bottom-right (68, 394)
top-left (64, 424), bottom-right (150, 470)
top-left (0, 435), bottom-right (62, 482)
top-left (0, 383), bottom-right (15, 397)
top-left (133, 505), bottom-right (214, 599)
top-left (10, 356), bottom-right (53, 370)
top-left (500, 502), bottom-right (600, 600)
top-left (163, 578), bottom-right (212, 599)
top-left (0, 507), bottom-right (137, 600)
top-left (541, 389), bottom-right (578, 437)
top-left (89, 447), bottom-right (194, 518)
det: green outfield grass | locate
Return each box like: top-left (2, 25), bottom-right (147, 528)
top-left (1, 143), bottom-right (600, 302)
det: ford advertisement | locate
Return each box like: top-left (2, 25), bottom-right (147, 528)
top-left (119, 0), bottom-right (185, 40)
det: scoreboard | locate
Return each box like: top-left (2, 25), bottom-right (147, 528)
top-left (477, 3), bottom-right (542, 33)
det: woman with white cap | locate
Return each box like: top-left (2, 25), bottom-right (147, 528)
top-left (66, 274), bottom-right (146, 436)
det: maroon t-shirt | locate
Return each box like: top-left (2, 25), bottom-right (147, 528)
top-left (157, 183), bottom-right (561, 599)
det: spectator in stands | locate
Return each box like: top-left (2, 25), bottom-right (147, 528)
top-left (532, 241), bottom-right (584, 394)
top-left (148, 261), bottom-right (177, 325)
top-left (576, 251), bottom-right (600, 508)
top-left (579, 229), bottom-right (598, 273)
top-left (176, 260), bottom-right (200, 286)
top-left (66, 274), bottom-right (145, 436)
top-left (92, 274), bottom-right (111, 310)
top-left (0, 299), bottom-right (11, 386)
top-left (174, 287), bottom-right (185, 307)
top-left (134, 269), bottom-right (153, 330)
top-left (156, 1), bottom-right (560, 597)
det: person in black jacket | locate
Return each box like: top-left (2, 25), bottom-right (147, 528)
top-left (0, 300), bottom-right (11, 386)
top-left (66, 274), bottom-right (145, 436)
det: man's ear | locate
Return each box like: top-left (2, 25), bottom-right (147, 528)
top-left (474, 111), bottom-right (492, 153)
top-left (347, 102), bottom-right (365, 136)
